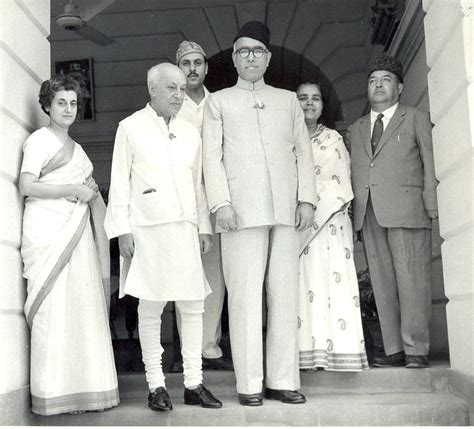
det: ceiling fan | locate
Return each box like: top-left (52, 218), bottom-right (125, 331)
top-left (54, 0), bottom-right (116, 46)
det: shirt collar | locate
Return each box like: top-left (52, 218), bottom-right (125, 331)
top-left (145, 102), bottom-right (176, 127)
top-left (371, 102), bottom-right (399, 121)
top-left (183, 86), bottom-right (210, 106)
top-left (236, 77), bottom-right (266, 91)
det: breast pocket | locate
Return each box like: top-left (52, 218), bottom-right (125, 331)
top-left (137, 191), bottom-right (160, 213)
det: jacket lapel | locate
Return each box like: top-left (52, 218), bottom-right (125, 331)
top-left (358, 114), bottom-right (372, 157)
top-left (374, 104), bottom-right (406, 157)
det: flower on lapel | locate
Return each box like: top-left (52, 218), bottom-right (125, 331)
top-left (169, 133), bottom-right (176, 140)
top-left (253, 101), bottom-right (265, 109)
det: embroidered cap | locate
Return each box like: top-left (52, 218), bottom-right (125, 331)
top-left (176, 41), bottom-right (207, 65)
top-left (233, 21), bottom-right (270, 48)
top-left (368, 53), bottom-right (404, 83)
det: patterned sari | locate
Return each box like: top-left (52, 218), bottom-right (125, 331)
top-left (21, 132), bottom-right (119, 415)
top-left (298, 125), bottom-right (369, 371)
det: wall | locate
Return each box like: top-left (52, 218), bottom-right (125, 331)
top-left (387, 0), bottom-right (449, 356)
top-left (0, 0), bottom-right (50, 424)
top-left (423, 0), bottom-right (473, 384)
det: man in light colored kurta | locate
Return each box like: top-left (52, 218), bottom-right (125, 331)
top-left (202, 21), bottom-right (316, 406)
top-left (104, 63), bottom-right (222, 411)
top-left (175, 40), bottom-right (232, 371)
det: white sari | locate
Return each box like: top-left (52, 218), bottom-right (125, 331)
top-left (21, 128), bottom-right (119, 415)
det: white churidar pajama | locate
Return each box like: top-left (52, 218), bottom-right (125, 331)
top-left (139, 299), bottom-right (204, 389)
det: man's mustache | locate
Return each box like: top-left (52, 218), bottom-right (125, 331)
top-left (187, 73), bottom-right (199, 78)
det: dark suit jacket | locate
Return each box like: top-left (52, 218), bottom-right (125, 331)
top-left (347, 104), bottom-right (438, 231)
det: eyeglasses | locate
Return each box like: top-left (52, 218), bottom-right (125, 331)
top-left (234, 47), bottom-right (269, 58)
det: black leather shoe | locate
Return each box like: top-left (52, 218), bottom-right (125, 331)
top-left (264, 388), bottom-right (306, 404)
top-left (184, 384), bottom-right (222, 408)
top-left (406, 355), bottom-right (429, 368)
top-left (372, 351), bottom-right (406, 368)
top-left (148, 387), bottom-right (173, 412)
top-left (202, 356), bottom-right (234, 371)
top-left (238, 393), bottom-right (263, 406)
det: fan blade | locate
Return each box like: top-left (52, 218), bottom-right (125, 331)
top-left (75, 24), bottom-right (115, 46)
top-left (79, 0), bottom-right (115, 22)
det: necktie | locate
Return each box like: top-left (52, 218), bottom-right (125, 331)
top-left (371, 113), bottom-right (384, 153)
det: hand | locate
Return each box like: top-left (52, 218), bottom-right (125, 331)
top-left (295, 202), bottom-right (315, 231)
top-left (216, 205), bottom-right (238, 232)
top-left (119, 233), bottom-right (135, 258)
top-left (75, 184), bottom-right (98, 203)
top-left (427, 209), bottom-right (438, 220)
top-left (199, 234), bottom-right (213, 255)
top-left (85, 177), bottom-right (99, 194)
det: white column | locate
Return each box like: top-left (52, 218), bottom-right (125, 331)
top-left (0, 0), bottom-right (50, 425)
top-left (423, 0), bottom-right (473, 379)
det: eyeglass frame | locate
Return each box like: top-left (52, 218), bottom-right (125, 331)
top-left (233, 47), bottom-right (270, 59)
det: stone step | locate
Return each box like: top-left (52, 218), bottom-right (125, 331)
top-left (118, 361), bottom-right (450, 399)
top-left (31, 392), bottom-right (470, 426)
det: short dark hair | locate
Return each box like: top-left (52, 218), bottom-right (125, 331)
top-left (39, 74), bottom-right (82, 115)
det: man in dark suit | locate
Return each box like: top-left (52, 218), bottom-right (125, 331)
top-left (347, 54), bottom-right (438, 369)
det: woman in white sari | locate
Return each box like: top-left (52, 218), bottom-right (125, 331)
top-left (296, 82), bottom-right (369, 372)
top-left (19, 75), bottom-right (119, 415)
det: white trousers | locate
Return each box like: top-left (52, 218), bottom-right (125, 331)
top-left (221, 225), bottom-right (300, 394)
top-left (177, 233), bottom-right (225, 358)
top-left (201, 233), bottom-right (226, 358)
top-left (138, 299), bottom-right (204, 390)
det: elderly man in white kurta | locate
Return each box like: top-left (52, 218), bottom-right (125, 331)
top-left (104, 63), bottom-right (222, 412)
top-left (175, 41), bottom-right (232, 371)
top-left (202, 21), bottom-right (316, 406)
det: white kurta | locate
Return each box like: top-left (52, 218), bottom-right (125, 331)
top-left (177, 86), bottom-right (210, 135)
top-left (105, 104), bottom-right (212, 301)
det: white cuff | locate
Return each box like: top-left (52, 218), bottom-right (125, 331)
top-left (210, 201), bottom-right (231, 213)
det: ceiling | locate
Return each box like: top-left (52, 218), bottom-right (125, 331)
top-left (49, 0), bottom-right (385, 141)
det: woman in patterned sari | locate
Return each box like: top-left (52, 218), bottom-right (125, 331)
top-left (19, 75), bottom-right (119, 415)
top-left (296, 82), bottom-right (369, 372)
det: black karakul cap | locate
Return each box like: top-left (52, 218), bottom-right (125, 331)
top-left (368, 53), bottom-right (404, 83)
top-left (233, 21), bottom-right (270, 48)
